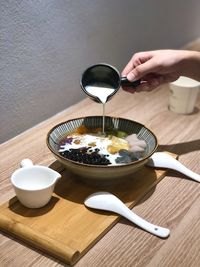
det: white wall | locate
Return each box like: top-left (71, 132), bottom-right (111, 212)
top-left (0, 0), bottom-right (200, 143)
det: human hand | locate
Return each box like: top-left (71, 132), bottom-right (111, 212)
top-left (121, 50), bottom-right (189, 93)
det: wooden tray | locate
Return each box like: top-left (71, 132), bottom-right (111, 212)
top-left (0, 155), bottom-right (176, 265)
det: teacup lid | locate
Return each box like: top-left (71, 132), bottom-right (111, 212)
top-left (171, 76), bottom-right (200, 87)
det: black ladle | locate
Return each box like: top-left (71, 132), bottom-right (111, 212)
top-left (80, 63), bottom-right (141, 103)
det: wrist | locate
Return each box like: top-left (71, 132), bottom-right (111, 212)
top-left (181, 50), bottom-right (200, 81)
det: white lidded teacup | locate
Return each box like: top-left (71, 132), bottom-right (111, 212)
top-left (11, 159), bottom-right (61, 208)
top-left (169, 76), bottom-right (200, 114)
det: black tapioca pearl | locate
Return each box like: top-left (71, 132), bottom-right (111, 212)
top-left (60, 148), bottom-right (112, 165)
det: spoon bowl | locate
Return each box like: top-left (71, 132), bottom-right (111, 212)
top-left (84, 192), bottom-right (170, 238)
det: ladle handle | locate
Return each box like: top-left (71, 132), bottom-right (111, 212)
top-left (121, 77), bottom-right (141, 88)
top-left (117, 204), bottom-right (170, 238)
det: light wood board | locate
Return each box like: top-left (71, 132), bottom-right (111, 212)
top-left (0, 156), bottom-right (176, 265)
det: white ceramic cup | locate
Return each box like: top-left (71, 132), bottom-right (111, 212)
top-left (169, 76), bottom-right (200, 114)
top-left (11, 159), bottom-right (61, 208)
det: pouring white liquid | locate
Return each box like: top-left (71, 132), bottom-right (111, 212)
top-left (85, 85), bottom-right (115, 133)
top-left (85, 85), bottom-right (115, 103)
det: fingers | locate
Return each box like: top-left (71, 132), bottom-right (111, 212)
top-left (121, 49), bottom-right (182, 94)
top-left (122, 51), bottom-right (154, 78)
top-left (127, 58), bottom-right (159, 82)
top-left (121, 59), bottom-right (135, 77)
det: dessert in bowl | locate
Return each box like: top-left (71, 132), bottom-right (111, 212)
top-left (46, 116), bottom-right (158, 182)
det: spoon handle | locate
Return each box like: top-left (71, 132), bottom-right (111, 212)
top-left (148, 153), bottom-right (200, 183)
top-left (170, 159), bottom-right (200, 182)
top-left (117, 204), bottom-right (170, 238)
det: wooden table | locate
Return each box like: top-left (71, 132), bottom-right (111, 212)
top-left (0, 87), bottom-right (200, 267)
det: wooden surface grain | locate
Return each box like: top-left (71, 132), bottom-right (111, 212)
top-left (0, 156), bottom-right (173, 265)
top-left (0, 85), bottom-right (200, 267)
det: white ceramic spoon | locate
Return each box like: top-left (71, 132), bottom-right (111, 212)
top-left (84, 192), bottom-right (170, 238)
top-left (147, 152), bottom-right (200, 183)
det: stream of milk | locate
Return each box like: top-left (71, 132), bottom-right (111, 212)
top-left (85, 85), bottom-right (115, 133)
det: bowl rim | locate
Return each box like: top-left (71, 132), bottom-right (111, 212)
top-left (46, 116), bottom-right (158, 168)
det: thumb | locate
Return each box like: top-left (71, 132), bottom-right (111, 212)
top-left (127, 59), bottom-right (156, 81)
